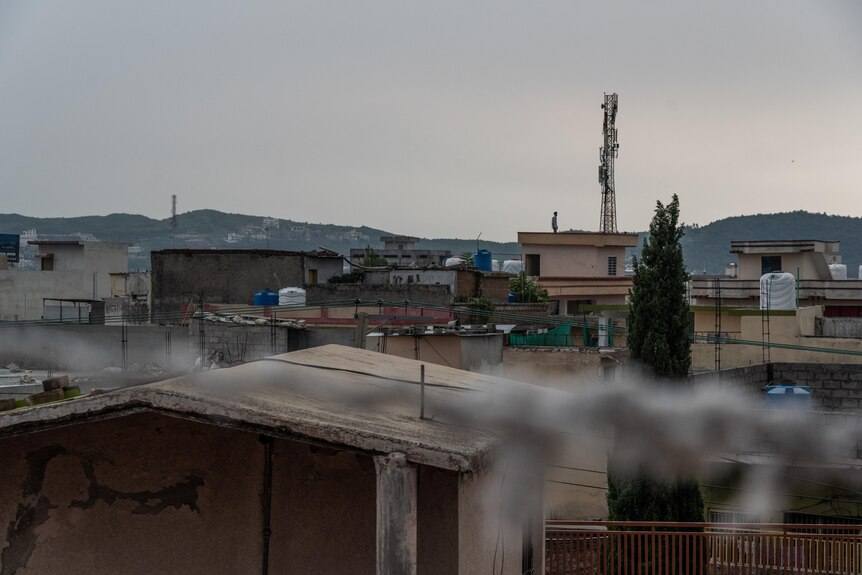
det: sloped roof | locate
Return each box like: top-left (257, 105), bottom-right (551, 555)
top-left (0, 345), bottom-right (512, 471)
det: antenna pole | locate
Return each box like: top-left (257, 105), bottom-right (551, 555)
top-left (598, 93), bottom-right (620, 233)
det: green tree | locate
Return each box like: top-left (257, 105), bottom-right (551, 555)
top-left (626, 194), bottom-right (691, 378)
top-left (609, 195), bottom-right (703, 527)
top-left (508, 271), bottom-right (548, 303)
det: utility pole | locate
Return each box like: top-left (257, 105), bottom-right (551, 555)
top-left (598, 93), bottom-right (620, 233)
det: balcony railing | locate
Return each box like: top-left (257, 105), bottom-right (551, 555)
top-left (546, 521), bottom-right (862, 574)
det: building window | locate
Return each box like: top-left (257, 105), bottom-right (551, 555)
top-left (525, 254), bottom-right (541, 276)
top-left (306, 269), bottom-right (318, 284)
top-left (762, 256), bottom-right (782, 274)
top-left (608, 256), bottom-right (618, 276)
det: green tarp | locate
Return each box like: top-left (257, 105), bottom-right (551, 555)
top-left (509, 322), bottom-right (573, 347)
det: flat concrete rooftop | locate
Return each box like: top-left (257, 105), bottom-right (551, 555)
top-left (0, 345), bottom-right (510, 471)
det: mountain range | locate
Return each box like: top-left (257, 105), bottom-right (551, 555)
top-left (2, 210), bottom-right (862, 276)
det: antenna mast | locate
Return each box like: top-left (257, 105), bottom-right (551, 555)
top-left (598, 93), bottom-right (620, 233)
top-left (170, 195), bottom-right (177, 248)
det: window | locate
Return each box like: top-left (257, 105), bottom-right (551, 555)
top-left (762, 256), bottom-right (782, 274)
top-left (525, 254), bottom-right (541, 276)
top-left (608, 256), bottom-right (618, 276)
top-left (306, 269), bottom-right (318, 284)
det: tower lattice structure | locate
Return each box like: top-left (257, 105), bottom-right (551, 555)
top-left (598, 93), bottom-right (620, 233)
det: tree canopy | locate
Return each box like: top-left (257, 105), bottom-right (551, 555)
top-left (609, 194), bottom-right (703, 525)
top-left (627, 194), bottom-right (691, 379)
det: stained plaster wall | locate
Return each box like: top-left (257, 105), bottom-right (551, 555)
top-left (0, 412), bottom-right (475, 575)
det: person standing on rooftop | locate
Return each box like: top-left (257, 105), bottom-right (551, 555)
top-left (552, 211), bottom-right (558, 233)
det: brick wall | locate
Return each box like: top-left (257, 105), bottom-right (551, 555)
top-left (189, 318), bottom-right (308, 364)
top-left (691, 363), bottom-right (862, 412)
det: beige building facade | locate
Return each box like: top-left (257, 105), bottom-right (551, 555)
top-left (518, 231), bottom-right (638, 315)
top-left (0, 241), bottom-right (129, 321)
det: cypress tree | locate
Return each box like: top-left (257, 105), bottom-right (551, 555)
top-left (609, 194), bottom-right (704, 525)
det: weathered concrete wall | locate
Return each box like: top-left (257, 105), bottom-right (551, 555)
top-left (0, 413), bottom-right (262, 574)
top-left (306, 283), bottom-right (453, 306)
top-left (0, 271), bottom-right (114, 322)
top-left (367, 334), bottom-right (463, 367)
top-left (365, 333), bottom-right (503, 372)
top-left (306, 326), bottom-right (356, 348)
top-left (691, 362), bottom-right (862, 412)
top-left (151, 250), bottom-right (307, 322)
top-left (418, 466), bottom-right (459, 575)
top-left (0, 413), bottom-right (390, 575)
top-left (269, 440), bottom-right (376, 574)
top-left (0, 324), bottom-right (191, 371)
top-left (0, 412), bottom-right (500, 575)
top-left (500, 348), bottom-right (606, 387)
top-left (457, 466), bottom-right (532, 575)
top-left (188, 318), bottom-right (308, 364)
top-left (460, 334), bottom-right (504, 372)
top-left (817, 317), bottom-right (862, 338)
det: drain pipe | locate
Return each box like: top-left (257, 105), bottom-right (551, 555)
top-left (260, 435), bottom-right (274, 575)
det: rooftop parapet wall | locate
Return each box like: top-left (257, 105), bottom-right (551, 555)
top-left (691, 362), bottom-right (862, 412)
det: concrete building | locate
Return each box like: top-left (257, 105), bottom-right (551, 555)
top-left (366, 326), bottom-right (504, 372)
top-left (690, 240), bottom-right (857, 311)
top-left (688, 240), bottom-right (862, 370)
top-left (0, 240), bottom-right (129, 321)
top-left (350, 236), bottom-right (451, 268)
top-left (150, 249), bottom-right (343, 323)
top-left (0, 345), bottom-right (542, 574)
top-left (518, 231), bottom-right (639, 316)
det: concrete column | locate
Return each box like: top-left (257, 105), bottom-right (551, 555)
top-left (374, 452), bottom-right (417, 575)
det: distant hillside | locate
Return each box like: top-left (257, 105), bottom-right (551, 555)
top-left (629, 211), bottom-right (862, 277)
top-left (0, 211), bottom-right (520, 270)
top-left (4, 210), bottom-right (861, 275)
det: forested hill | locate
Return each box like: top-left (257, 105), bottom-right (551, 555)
top-left (664, 211), bottom-right (862, 276)
top-left (3, 210), bottom-right (861, 275)
top-left (0, 210), bottom-right (520, 270)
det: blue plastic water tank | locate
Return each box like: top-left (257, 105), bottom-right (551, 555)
top-left (254, 289), bottom-right (279, 306)
top-left (508, 292), bottom-right (516, 303)
top-left (764, 382), bottom-right (811, 411)
top-left (474, 249), bottom-right (492, 272)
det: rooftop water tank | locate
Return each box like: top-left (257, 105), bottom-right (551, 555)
top-left (759, 272), bottom-right (796, 310)
top-left (473, 249), bottom-right (492, 272)
top-left (502, 260), bottom-right (523, 274)
top-left (254, 289), bottom-right (279, 306)
top-left (492, 259), bottom-right (501, 272)
top-left (829, 263), bottom-right (848, 280)
top-left (278, 287), bottom-right (306, 307)
top-left (764, 382), bottom-right (811, 411)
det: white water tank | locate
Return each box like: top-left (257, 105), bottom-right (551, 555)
top-left (858, 265), bottom-right (862, 280)
top-left (829, 264), bottom-right (848, 280)
top-left (444, 257), bottom-right (464, 268)
top-left (278, 287), bottom-right (306, 306)
top-left (760, 272), bottom-right (796, 310)
top-left (492, 259), bottom-right (501, 272)
top-left (502, 260), bottom-right (523, 274)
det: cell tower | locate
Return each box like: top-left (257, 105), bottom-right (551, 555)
top-left (170, 195), bottom-right (177, 248)
top-left (598, 93), bottom-right (620, 233)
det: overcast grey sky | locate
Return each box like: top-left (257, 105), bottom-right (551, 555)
top-left (1, 1), bottom-right (860, 240)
